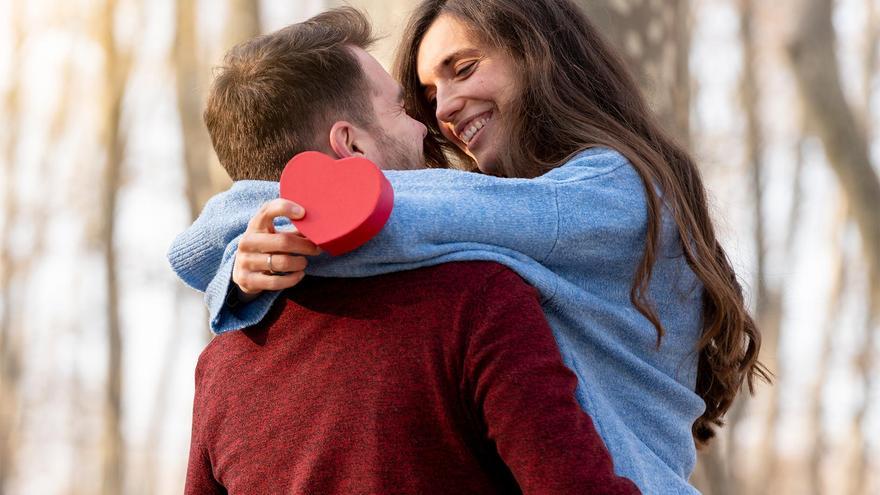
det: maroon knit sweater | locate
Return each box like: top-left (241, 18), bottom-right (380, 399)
top-left (185, 262), bottom-right (639, 494)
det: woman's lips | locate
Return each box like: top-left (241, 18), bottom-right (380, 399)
top-left (460, 111), bottom-right (494, 150)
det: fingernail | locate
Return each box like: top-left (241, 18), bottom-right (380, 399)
top-left (291, 205), bottom-right (304, 217)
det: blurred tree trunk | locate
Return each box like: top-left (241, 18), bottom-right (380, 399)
top-left (0, 5), bottom-right (24, 494)
top-left (175, 0), bottom-right (261, 203)
top-left (97, 0), bottom-right (133, 493)
top-left (790, 1), bottom-right (880, 484)
top-left (852, 4), bottom-right (878, 492)
top-left (176, 0), bottom-right (223, 219)
top-left (577, 0), bottom-right (691, 145)
top-left (862, 0), bottom-right (878, 138)
top-left (176, 0), bottom-right (260, 206)
top-left (807, 207), bottom-right (848, 495)
top-left (740, 0), bottom-right (769, 328)
top-left (852, 289), bottom-right (877, 495)
top-left (732, 2), bottom-right (764, 479)
top-left (225, 0), bottom-right (261, 48)
top-left (736, 1), bottom-right (786, 493)
top-left (788, 0), bottom-right (880, 301)
top-left (790, 3), bottom-right (880, 485)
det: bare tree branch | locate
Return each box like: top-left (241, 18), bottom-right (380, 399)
top-left (96, 0), bottom-right (135, 492)
top-left (787, 0), bottom-right (880, 297)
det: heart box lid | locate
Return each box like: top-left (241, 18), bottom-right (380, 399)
top-left (280, 151), bottom-right (394, 256)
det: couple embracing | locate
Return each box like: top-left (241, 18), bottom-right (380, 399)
top-left (170, 1), bottom-right (766, 493)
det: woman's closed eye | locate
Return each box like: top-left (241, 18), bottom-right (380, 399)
top-left (421, 60), bottom-right (479, 107)
top-left (455, 60), bottom-right (478, 78)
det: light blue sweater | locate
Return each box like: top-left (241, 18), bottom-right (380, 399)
top-left (168, 147), bottom-right (706, 493)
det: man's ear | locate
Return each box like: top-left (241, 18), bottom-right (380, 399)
top-left (328, 121), bottom-right (365, 159)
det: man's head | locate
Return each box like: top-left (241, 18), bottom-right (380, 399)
top-left (205, 8), bottom-right (427, 181)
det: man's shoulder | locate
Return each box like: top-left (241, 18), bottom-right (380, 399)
top-left (194, 324), bottom-right (263, 381)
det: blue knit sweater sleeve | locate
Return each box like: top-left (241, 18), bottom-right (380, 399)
top-left (167, 148), bottom-right (625, 333)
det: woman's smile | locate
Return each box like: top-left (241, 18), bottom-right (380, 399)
top-left (456, 110), bottom-right (494, 146)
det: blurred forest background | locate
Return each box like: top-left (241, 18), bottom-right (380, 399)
top-left (0, 0), bottom-right (878, 493)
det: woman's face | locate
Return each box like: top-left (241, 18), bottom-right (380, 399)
top-left (416, 14), bottom-right (519, 175)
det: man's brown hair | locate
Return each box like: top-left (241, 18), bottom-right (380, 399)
top-left (205, 8), bottom-right (376, 181)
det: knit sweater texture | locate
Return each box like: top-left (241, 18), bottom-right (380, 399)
top-left (169, 147), bottom-right (706, 493)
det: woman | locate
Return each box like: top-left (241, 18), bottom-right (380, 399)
top-left (170, 1), bottom-right (767, 492)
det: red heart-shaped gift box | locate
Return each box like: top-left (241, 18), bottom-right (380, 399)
top-left (279, 151), bottom-right (394, 256)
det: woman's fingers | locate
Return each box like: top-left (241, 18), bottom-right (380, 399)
top-left (233, 253), bottom-right (308, 294)
top-left (246, 198), bottom-right (306, 234)
top-left (239, 231), bottom-right (321, 256)
top-left (235, 270), bottom-right (306, 295)
top-left (231, 199), bottom-right (318, 296)
top-left (238, 252), bottom-right (309, 274)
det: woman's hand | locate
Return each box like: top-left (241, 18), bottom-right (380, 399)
top-left (231, 199), bottom-right (322, 300)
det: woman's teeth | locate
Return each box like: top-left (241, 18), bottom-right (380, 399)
top-left (461, 115), bottom-right (491, 145)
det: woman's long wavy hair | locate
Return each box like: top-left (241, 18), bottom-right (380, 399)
top-left (394, 0), bottom-right (770, 446)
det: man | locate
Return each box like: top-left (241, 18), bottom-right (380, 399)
top-left (182, 8), bottom-right (638, 494)
top-left (198, 7), bottom-right (427, 299)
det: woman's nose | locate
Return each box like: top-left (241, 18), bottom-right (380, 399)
top-left (434, 86), bottom-right (464, 125)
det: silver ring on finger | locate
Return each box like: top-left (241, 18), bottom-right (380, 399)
top-left (267, 253), bottom-right (285, 276)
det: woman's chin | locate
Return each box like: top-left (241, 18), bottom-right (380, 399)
top-left (468, 134), bottom-right (503, 176)
top-left (457, 141), bottom-right (500, 176)
top-left (474, 155), bottom-right (502, 176)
